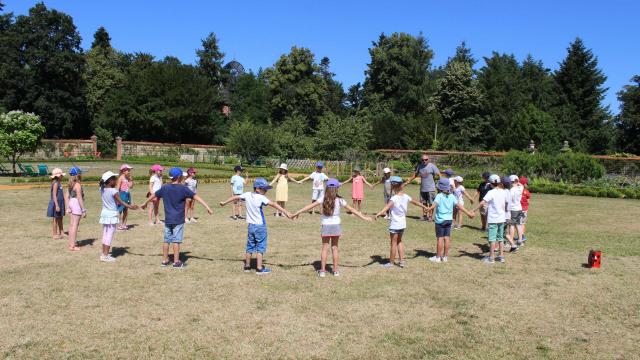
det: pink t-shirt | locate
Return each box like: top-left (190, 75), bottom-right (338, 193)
top-left (119, 176), bottom-right (131, 192)
top-left (352, 175), bottom-right (365, 200)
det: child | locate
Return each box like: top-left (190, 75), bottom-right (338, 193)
top-left (507, 175), bottom-right (525, 248)
top-left (501, 176), bottom-right (519, 252)
top-left (426, 178), bottom-right (475, 263)
top-left (230, 165), bottom-right (249, 220)
top-left (47, 168), bottom-right (68, 240)
top-left (219, 178), bottom-right (292, 275)
top-left (292, 179), bottom-right (372, 277)
top-left (475, 172), bottom-right (492, 231)
top-left (299, 162), bottom-right (329, 214)
top-left (270, 163), bottom-right (302, 217)
top-left (442, 169), bottom-right (456, 191)
top-left (341, 167), bottom-right (373, 213)
top-left (519, 176), bottom-right (531, 245)
top-left (147, 165), bottom-right (163, 225)
top-left (142, 168), bottom-right (213, 268)
top-left (116, 164), bottom-right (133, 230)
top-left (473, 175), bottom-right (508, 264)
top-left (452, 176), bottom-right (474, 229)
top-left (66, 167), bottom-right (86, 251)
top-left (372, 167), bottom-right (393, 219)
top-left (99, 171), bottom-right (139, 262)
top-left (184, 168), bottom-right (198, 223)
top-left (374, 176), bottom-right (430, 268)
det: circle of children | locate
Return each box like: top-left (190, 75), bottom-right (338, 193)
top-left (46, 155), bottom-right (531, 275)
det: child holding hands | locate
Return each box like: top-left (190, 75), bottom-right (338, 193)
top-left (270, 163), bottom-right (301, 217)
top-left (99, 171), bottom-right (139, 262)
top-left (341, 167), bottom-right (373, 212)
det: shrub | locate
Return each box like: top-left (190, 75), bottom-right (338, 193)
top-left (502, 150), bottom-right (604, 183)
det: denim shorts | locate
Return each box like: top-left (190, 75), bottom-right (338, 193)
top-left (435, 220), bottom-right (452, 237)
top-left (247, 224), bottom-right (268, 253)
top-left (389, 228), bottom-right (405, 234)
top-left (164, 223), bottom-right (184, 243)
top-left (510, 210), bottom-right (525, 225)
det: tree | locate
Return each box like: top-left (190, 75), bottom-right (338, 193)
top-left (0, 110), bottom-right (46, 174)
top-left (91, 26), bottom-right (111, 48)
top-left (196, 32), bottom-right (225, 86)
top-left (1, 3), bottom-right (88, 138)
top-left (448, 41), bottom-right (476, 67)
top-left (227, 71), bottom-right (270, 125)
top-left (554, 38), bottom-right (611, 153)
top-left (273, 114), bottom-right (314, 159)
top-left (225, 119), bottom-right (274, 163)
top-left (520, 55), bottom-right (556, 112)
top-left (616, 76), bottom-right (640, 154)
top-left (346, 82), bottom-right (363, 114)
top-left (319, 57), bottom-right (346, 115)
top-left (507, 104), bottom-right (560, 153)
top-left (314, 113), bottom-right (372, 159)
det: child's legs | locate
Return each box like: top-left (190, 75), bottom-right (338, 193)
top-left (497, 223), bottom-right (505, 255)
top-left (121, 208), bottom-right (128, 225)
top-left (396, 233), bottom-right (405, 261)
top-left (487, 224), bottom-right (498, 259)
top-left (277, 201), bottom-right (285, 215)
top-left (356, 200), bottom-right (362, 211)
top-left (164, 224), bottom-right (184, 262)
top-left (68, 214), bottom-right (81, 248)
top-left (163, 243), bottom-right (170, 262)
top-left (56, 217), bottom-right (64, 234)
top-left (436, 237), bottom-right (444, 257)
top-left (320, 238), bottom-right (330, 271)
top-left (244, 253), bottom-right (252, 267)
top-left (173, 243), bottom-right (181, 263)
top-left (330, 237), bottom-right (340, 271)
top-left (256, 253), bottom-right (264, 269)
top-left (101, 224), bottom-right (116, 255)
top-left (389, 233), bottom-right (398, 262)
top-left (51, 218), bottom-right (58, 237)
top-left (443, 236), bottom-right (451, 257)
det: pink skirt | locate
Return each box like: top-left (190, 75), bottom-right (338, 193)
top-left (69, 198), bottom-right (82, 215)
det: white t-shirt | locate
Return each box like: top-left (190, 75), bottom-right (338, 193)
top-left (504, 189), bottom-right (512, 220)
top-left (509, 185), bottom-right (523, 211)
top-left (239, 192), bottom-right (270, 225)
top-left (101, 188), bottom-right (118, 212)
top-left (483, 188), bottom-right (508, 224)
top-left (185, 178), bottom-right (197, 193)
top-left (150, 175), bottom-right (162, 192)
top-left (453, 185), bottom-right (466, 205)
top-left (309, 172), bottom-right (329, 190)
top-left (389, 194), bottom-right (411, 230)
top-left (317, 197), bottom-right (347, 225)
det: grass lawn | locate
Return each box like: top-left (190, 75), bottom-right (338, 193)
top-left (1, 181), bottom-right (639, 359)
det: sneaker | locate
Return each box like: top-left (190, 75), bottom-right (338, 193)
top-left (380, 262), bottom-right (394, 268)
top-left (256, 267), bottom-right (272, 275)
top-left (161, 260), bottom-right (170, 267)
top-left (332, 271), bottom-right (340, 277)
top-left (482, 256), bottom-right (495, 264)
top-left (185, 218), bottom-right (191, 224)
top-left (516, 240), bottom-right (524, 246)
top-left (521, 236), bottom-right (527, 242)
top-left (230, 215), bottom-right (238, 220)
top-left (398, 261), bottom-right (406, 268)
top-left (172, 261), bottom-right (185, 268)
top-left (148, 221), bottom-right (155, 226)
top-left (237, 215), bottom-right (245, 220)
top-left (317, 270), bottom-right (326, 278)
top-left (441, 256), bottom-right (448, 263)
top-left (428, 255), bottom-right (441, 263)
top-left (243, 266), bottom-right (252, 273)
top-left (100, 255), bottom-right (116, 262)
top-left (509, 245), bottom-right (519, 253)
top-left (496, 256), bottom-right (505, 263)
top-left (190, 218), bottom-right (198, 223)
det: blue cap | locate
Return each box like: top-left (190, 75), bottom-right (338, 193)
top-left (169, 167), bottom-right (183, 179)
top-left (69, 167), bottom-right (83, 176)
top-left (390, 176), bottom-right (403, 184)
top-left (437, 178), bottom-right (451, 191)
top-left (326, 178), bottom-right (340, 188)
top-left (315, 161), bottom-right (324, 168)
top-left (443, 169), bottom-right (455, 176)
top-left (501, 176), bottom-right (512, 186)
top-left (253, 177), bottom-right (272, 190)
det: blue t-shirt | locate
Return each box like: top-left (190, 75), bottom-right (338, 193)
top-left (231, 175), bottom-right (245, 195)
top-left (155, 184), bottom-right (195, 225)
top-left (434, 192), bottom-right (457, 224)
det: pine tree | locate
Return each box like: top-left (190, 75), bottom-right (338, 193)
top-left (448, 41), bottom-right (476, 67)
top-left (196, 32), bottom-right (225, 86)
top-left (616, 76), bottom-right (640, 154)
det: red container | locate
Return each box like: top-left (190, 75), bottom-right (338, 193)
top-left (588, 250), bottom-right (602, 268)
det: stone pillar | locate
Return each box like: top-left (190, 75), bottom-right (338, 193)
top-left (116, 137), bottom-right (123, 160)
top-left (90, 135), bottom-right (98, 154)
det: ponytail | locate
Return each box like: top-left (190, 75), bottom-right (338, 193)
top-left (99, 179), bottom-right (106, 193)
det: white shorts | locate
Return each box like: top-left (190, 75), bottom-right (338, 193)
top-left (312, 189), bottom-right (325, 201)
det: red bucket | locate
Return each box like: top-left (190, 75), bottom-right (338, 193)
top-left (588, 250), bottom-right (602, 268)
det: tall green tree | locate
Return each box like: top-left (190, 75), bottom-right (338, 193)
top-left (196, 32), bottom-right (225, 86)
top-left (520, 55), bottom-right (556, 112)
top-left (228, 71), bottom-right (270, 125)
top-left (615, 76), bottom-right (640, 154)
top-left (319, 57), bottom-right (346, 115)
top-left (507, 104), bottom-right (560, 153)
top-left (554, 38), bottom-right (612, 153)
top-left (448, 41), bottom-right (476, 67)
top-left (1, 3), bottom-right (88, 138)
top-left (0, 110), bottom-right (46, 174)
top-left (314, 113), bottom-right (372, 159)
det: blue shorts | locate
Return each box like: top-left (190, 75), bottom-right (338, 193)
top-left (389, 228), bottom-right (405, 234)
top-left (118, 191), bottom-right (131, 213)
top-left (247, 224), bottom-right (268, 254)
top-left (164, 223), bottom-right (184, 243)
top-left (435, 220), bottom-right (452, 237)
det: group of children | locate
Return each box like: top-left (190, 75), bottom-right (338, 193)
top-left (46, 159), bottom-right (531, 273)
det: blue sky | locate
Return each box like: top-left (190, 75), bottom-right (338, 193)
top-left (6, 0), bottom-right (639, 111)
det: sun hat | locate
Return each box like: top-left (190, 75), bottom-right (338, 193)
top-left (437, 178), bottom-right (451, 191)
top-left (279, 163), bottom-right (288, 170)
top-left (120, 164), bottom-right (133, 171)
top-left (151, 164), bottom-right (163, 172)
top-left (234, 165), bottom-right (244, 172)
top-left (501, 176), bottom-right (512, 186)
top-left (519, 176), bottom-right (528, 185)
top-left (453, 176), bottom-right (464, 183)
top-left (390, 176), bottom-right (403, 184)
top-left (169, 167), bottom-right (183, 179)
top-left (69, 167), bottom-right (82, 176)
top-left (50, 168), bottom-right (66, 179)
top-left (509, 175), bottom-right (519, 183)
top-left (482, 172), bottom-right (491, 179)
top-left (315, 161), bottom-right (324, 168)
top-left (101, 171), bottom-right (117, 182)
top-left (488, 174), bottom-right (501, 184)
top-left (253, 177), bottom-right (272, 190)
top-left (443, 169), bottom-right (455, 176)
top-left (353, 167), bottom-right (361, 173)
top-left (326, 178), bottom-right (340, 188)
top-left (182, 172), bottom-right (188, 177)
top-left (383, 167), bottom-right (391, 174)
top-left (187, 167), bottom-right (196, 174)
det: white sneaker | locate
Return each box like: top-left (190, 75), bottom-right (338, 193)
top-left (441, 256), bottom-right (448, 263)
top-left (332, 271), bottom-right (340, 277)
top-left (398, 261), bottom-right (406, 268)
top-left (317, 271), bottom-right (326, 278)
top-left (100, 255), bottom-right (116, 262)
top-left (428, 256), bottom-right (442, 263)
top-left (190, 218), bottom-right (198, 223)
top-left (148, 221), bottom-right (155, 226)
top-left (185, 218), bottom-right (191, 224)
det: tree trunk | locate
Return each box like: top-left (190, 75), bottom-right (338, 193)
top-left (12, 154), bottom-right (17, 176)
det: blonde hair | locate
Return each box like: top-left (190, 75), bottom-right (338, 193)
top-left (68, 175), bottom-right (81, 192)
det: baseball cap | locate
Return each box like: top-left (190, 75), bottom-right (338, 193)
top-left (326, 178), bottom-right (340, 188)
top-left (315, 161), bottom-right (324, 168)
top-left (50, 168), bottom-right (66, 178)
top-left (509, 175), bottom-right (519, 183)
top-left (120, 164), bottom-right (133, 171)
top-left (187, 167), bottom-right (196, 174)
top-left (383, 167), bottom-right (391, 174)
top-left (390, 176), bottom-right (403, 184)
top-left (482, 172), bottom-right (491, 179)
top-left (454, 176), bottom-right (464, 183)
top-left (279, 163), bottom-right (288, 170)
top-left (443, 169), bottom-right (455, 176)
top-left (253, 177), bottom-right (272, 190)
top-left (69, 167), bottom-right (83, 176)
top-left (353, 167), bottom-right (361, 173)
top-left (519, 176), bottom-right (528, 185)
top-left (101, 171), bottom-right (117, 182)
top-left (501, 176), bottom-right (512, 186)
top-left (488, 174), bottom-right (501, 184)
top-left (151, 164), bottom-right (163, 172)
top-left (234, 165), bottom-right (244, 172)
top-left (169, 167), bottom-right (183, 179)
top-left (437, 178), bottom-right (451, 191)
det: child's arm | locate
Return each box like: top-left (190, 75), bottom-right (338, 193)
top-left (362, 176), bottom-right (374, 189)
top-left (343, 204), bottom-right (373, 221)
top-left (75, 183), bottom-right (87, 217)
top-left (220, 195), bottom-right (242, 207)
top-left (410, 199), bottom-right (430, 211)
top-left (403, 173), bottom-right (418, 188)
top-left (340, 177), bottom-right (353, 185)
top-left (148, 178), bottom-right (154, 195)
top-left (374, 201), bottom-right (394, 218)
top-left (192, 194), bottom-right (213, 214)
top-left (472, 200), bottom-right (487, 213)
top-left (116, 176), bottom-right (122, 191)
top-left (456, 203), bottom-right (475, 218)
top-left (292, 201), bottom-right (321, 217)
top-left (115, 192), bottom-right (139, 210)
top-left (269, 174), bottom-right (280, 186)
top-left (244, 172), bottom-right (250, 184)
top-left (463, 190), bottom-right (474, 204)
top-left (52, 181), bottom-right (61, 212)
top-left (140, 193), bottom-right (157, 209)
top-left (267, 201), bottom-right (293, 218)
top-left (287, 174), bottom-right (302, 184)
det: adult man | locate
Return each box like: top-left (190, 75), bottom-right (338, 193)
top-left (404, 153), bottom-right (441, 221)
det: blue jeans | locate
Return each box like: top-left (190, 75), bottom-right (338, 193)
top-left (246, 224), bottom-right (267, 253)
top-left (164, 223), bottom-right (184, 243)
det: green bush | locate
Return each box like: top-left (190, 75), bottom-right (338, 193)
top-left (502, 150), bottom-right (604, 183)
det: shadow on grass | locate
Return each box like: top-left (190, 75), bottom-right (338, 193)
top-left (111, 247), bottom-right (147, 258)
top-left (462, 224), bottom-right (484, 231)
top-left (457, 243), bottom-right (489, 260)
top-left (362, 255), bottom-right (386, 267)
top-left (76, 238), bottom-right (96, 247)
top-left (411, 249), bottom-right (436, 259)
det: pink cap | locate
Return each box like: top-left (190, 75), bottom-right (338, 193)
top-left (120, 164), bottom-right (133, 171)
top-left (151, 164), bottom-right (163, 172)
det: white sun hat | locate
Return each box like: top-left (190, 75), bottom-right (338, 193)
top-left (279, 163), bottom-right (288, 170)
top-left (383, 167), bottom-right (391, 174)
top-left (509, 175), bottom-right (519, 183)
top-left (101, 171), bottom-right (118, 182)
